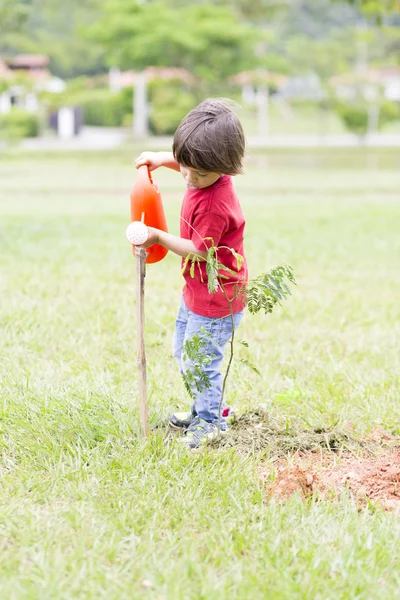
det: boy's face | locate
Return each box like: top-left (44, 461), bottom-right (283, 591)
top-left (180, 165), bottom-right (221, 190)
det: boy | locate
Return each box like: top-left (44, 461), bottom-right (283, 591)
top-left (134, 98), bottom-right (247, 448)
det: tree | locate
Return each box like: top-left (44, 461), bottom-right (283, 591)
top-left (0, 0), bottom-right (32, 49)
top-left (1, 0), bottom-right (107, 78)
top-left (332, 0), bottom-right (400, 20)
top-left (91, 1), bottom-right (257, 86)
top-left (0, 0), bottom-right (31, 34)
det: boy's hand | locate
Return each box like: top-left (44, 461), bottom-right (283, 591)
top-left (134, 152), bottom-right (164, 171)
top-left (134, 151), bottom-right (181, 173)
top-left (141, 226), bottom-right (160, 249)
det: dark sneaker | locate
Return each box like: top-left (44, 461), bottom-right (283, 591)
top-left (169, 405), bottom-right (197, 430)
top-left (181, 416), bottom-right (227, 449)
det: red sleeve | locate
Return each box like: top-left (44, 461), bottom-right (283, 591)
top-left (190, 211), bottom-right (228, 252)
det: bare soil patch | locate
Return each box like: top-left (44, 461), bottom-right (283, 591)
top-left (259, 448), bottom-right (400, 512)
top-left (211, 407), bottom-right (400, 511)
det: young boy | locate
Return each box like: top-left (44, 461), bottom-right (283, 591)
top-left (134, 98), bottom-right (247, 448)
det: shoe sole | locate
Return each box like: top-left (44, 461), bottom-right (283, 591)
top-left (169, 421), bottom-right (189, 431)
top-left (181, 428), bottom-right (228, 449)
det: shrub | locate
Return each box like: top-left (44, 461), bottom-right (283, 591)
top-left (334, 99), bottom-right (400, 137)
top-left (0, 108), bottom-right (39, 140)
top-left (334, 102), bottom-right (369, 137)
top-left (43, 84), bottom-right (133, 127)
top-left (380, 100), bottom-right (400, 128)
top-left (0, 78), bottom-right (9, 94)
top-left (79, 88), bottom-right (132, 127)
top-left (148, 79), bottom-right (197, 135)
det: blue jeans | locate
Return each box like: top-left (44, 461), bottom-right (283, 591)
top-left (172, 298), bottom-right (244, 428)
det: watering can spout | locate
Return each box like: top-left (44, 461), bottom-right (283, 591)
top-left (130, 165), bottom-right (168, 264)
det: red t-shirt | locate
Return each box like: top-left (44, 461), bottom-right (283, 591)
top-left (180, 175), bottom-right (248, 318)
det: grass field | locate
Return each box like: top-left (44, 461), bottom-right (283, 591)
top-left (1, 147), bottom-right (400, 599)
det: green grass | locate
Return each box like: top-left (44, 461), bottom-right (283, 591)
top-left (1, 148), bottom-right (400, 599)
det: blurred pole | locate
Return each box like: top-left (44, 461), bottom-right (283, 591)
top-left (356, 32), bottom-right (368, 76)
top-left (367, 103), bottom-right (380, 136)
top-left (134, 71), bottom-right (149, 138)
top-left (318, 99), bottom-right (329, 143)
top-left (355, 1), bottom-right (368, 76)
top-left (254, 38), bottom-right (269, 138)
top-left (256, 83), bottom-right (269, 138)
top-left (109, 67), bottom-right (121, 93)
top-left (364, 82), bottom-right (380, 137)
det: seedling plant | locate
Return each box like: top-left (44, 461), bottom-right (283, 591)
top-left (181, 239), bottom-right (296, 436)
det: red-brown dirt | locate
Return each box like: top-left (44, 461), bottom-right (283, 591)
top-left (259, 448), bottom-right (400, 512)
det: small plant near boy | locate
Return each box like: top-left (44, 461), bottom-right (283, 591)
top-left (181, 241), bottom-right (296, 436)
top-left (181, 328), bottom-right (215, 398)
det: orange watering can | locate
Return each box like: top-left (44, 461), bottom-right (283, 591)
top-left (129, 165), bottom-right (168, 264)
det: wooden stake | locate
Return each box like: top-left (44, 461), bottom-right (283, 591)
top-left (135, 246), bottom-right (149, 436)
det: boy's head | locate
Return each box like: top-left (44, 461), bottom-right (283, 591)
top-left (173, 98), bottom-right (245, 187)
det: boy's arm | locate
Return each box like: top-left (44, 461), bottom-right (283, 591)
top-left (134, 151), bottom-right (181, 172)
top-left (143, 227), bottom-right (208, 260)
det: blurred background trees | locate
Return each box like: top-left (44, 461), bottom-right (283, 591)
top-left (0, 0), bottom-right (399, 139)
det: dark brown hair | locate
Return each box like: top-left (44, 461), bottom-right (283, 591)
top-left (172, 98), bottom-right (245, 175)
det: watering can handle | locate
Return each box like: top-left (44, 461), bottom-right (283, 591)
top-left (137, 164), bottom-right (156, 186)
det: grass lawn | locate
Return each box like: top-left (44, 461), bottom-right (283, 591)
top-left (1, 147), bottom-right (400, 599)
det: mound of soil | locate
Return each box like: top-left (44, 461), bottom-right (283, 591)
top-left (211, 407), bottom-right (364, 456)
top-left (210, 407), bottom-right (400, 511)
top-left (260, 449), bottom-right (400, 512)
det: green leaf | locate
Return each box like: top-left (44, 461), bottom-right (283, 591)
top-left (205, 251), bottom-right (219, 294)
top-left (245, 264), bottom-right (296, 315)
top-left (239, 358), bottom-right (261, 377)
top-left (230, 248), bottom-right (243, 270)
top-left (197, 261), bottom-right (204, 283)
top-left (181, 330), bottom-right (215, 398)
top-left (217, 263), bottom-right (239, 277)
top-left (181, 254), bottom-right (191, 276)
